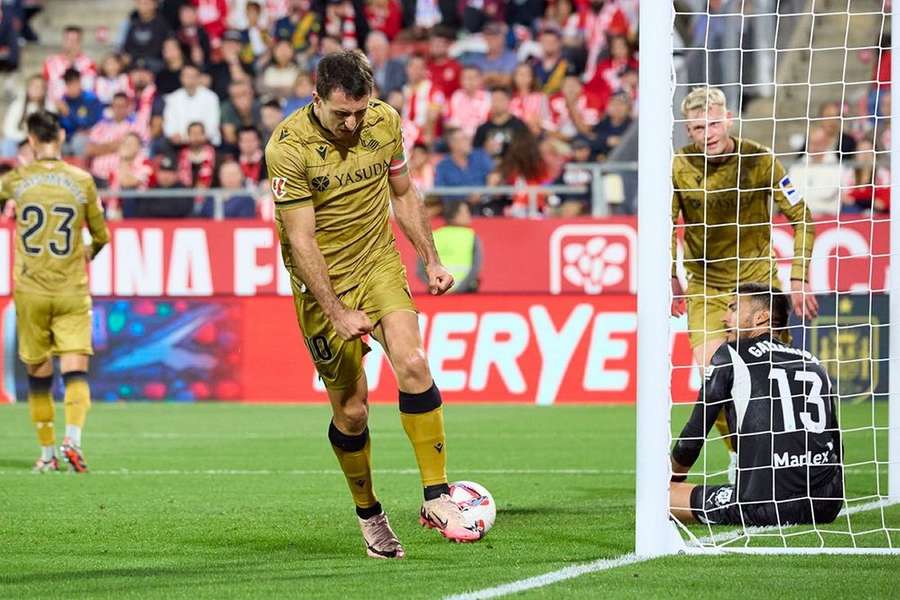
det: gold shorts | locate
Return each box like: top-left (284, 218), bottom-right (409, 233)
top-left (685, 282), bottom-right (732, 348)
top-left (14, 291), bottom-right (93, 364)
top-left (294, 257), bottom-right (416, 390)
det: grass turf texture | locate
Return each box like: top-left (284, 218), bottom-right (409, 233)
top-left (0, 402), bottom-right (896, 599)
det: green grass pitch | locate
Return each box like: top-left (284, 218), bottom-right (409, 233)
top-left (0, 402), bottom-right (897, 598)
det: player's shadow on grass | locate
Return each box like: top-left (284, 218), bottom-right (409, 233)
top-left (0, 458), bottom-right (33, 469)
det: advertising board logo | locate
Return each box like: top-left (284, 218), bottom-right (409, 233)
top-left (549, 224), bottom-right (637, 294)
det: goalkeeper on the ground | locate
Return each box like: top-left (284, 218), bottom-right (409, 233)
top-left (669, 284), bottom-right (843, 527)
top-left (671, 86), bottom-right (819, 475)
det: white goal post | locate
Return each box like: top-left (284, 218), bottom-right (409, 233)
top-left (636, 1), bottom-right (900, 556)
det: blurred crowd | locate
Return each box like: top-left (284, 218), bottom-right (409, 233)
top-left (0, 0), bottom-right (641, 219)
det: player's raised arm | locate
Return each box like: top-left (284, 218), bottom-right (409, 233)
top-left (388, 145), bottom-right (454, 296)
top-left (771, 156), bottom-right (818, 319)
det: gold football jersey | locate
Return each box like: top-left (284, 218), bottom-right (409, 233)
top-left (0, 159), bottom-right (109, 295)
top-left (265, 99), bottom-right (408, 295)
top-left (672, 137), bottom-right (815, 289)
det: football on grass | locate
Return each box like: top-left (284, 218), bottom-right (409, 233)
top-left (449, 481), bottom-right (496, 537)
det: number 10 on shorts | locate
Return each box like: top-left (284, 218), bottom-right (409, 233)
top-left (304, 335), bottom-right (334, 363)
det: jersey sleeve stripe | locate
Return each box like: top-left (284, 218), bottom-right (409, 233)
top-left (275, 196), bottom-right (313, 209)
top-left (389, 157), bottom-right (408, 174)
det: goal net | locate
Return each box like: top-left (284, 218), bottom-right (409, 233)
top-left (637, 0), bottom-right (900, 555)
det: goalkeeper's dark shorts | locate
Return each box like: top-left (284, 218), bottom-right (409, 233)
top-left (690, 475), bottom-right (844, 527)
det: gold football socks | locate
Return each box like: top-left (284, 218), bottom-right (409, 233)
top-left (28, 375), bottom-right (55, 454)
top-left (62, 371), bottom-right (91, 447)
top-left (399, 382), bottom-right (449, 500)
top-left (329, 422), bottom-right (381, 519)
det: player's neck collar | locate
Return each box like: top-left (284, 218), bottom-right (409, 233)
top-left (309, 104), bottom-right (359, 147)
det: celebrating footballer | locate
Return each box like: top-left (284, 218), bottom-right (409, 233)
top-left (265, 50), bottom-right (480, 560)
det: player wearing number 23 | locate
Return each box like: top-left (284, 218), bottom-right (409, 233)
top-left (669, 283), bottom-right (843, 527)
top-left (0, 111), bottom-right (109, 474)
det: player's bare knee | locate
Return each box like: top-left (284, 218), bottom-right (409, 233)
top-left (393, 350), bottom-right (431, 389)
top-left (26, 360), bottom-right (53, 378)
top-left (335, 400), bottom-right (369, 434)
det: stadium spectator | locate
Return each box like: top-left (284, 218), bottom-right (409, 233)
top-left (401, 53), bottom-right (445, 147)
top-left (435, 128), bottom-right (494, 207)
top-left (1, 74), bottom-right (52, 158)
top-left (272, 0), bottom-right (320, 53)
top-left (589, 33), bottom-right (637, 97)
top-left (408, 141), bottom-right (435, 193)
top-left (550, 136), bottom-right (593, 217)
top-left (366, 30), bottom-right (406, 97)
top-left (176, 1), bottom-right (212, 67)
top-left (566, 0), bottom-right (631, 82)
top-left (241, 1), bottom-right (270, 60)
top-left (122, 0), bottom-right (172, 73)
top-left (510, 62), bottom-right (550, 136)
top-left (473, 87), bottom-right (528, 158)
top-left (842, 138), bottom-right (890, 215)
top-left (460, 0), bottom-right (504, 33)
top-left (86, 93), bottom-right (140, 188)
top-left (489, 128), bottom-right (548, 216)
top-left (159, 0), bottom-right (187, 30)
top-left (206, 28), bottom-right (255, 99)
top-left (57, 68), bottom-right (104, 157)
top-left (220, 79), bottom-right (261, 145)
top-left (110, 131), bottom-right (156, 218)
top-left (177, 121), bottom-right (216, 187)
top-left (321, 0), bottom-right (361, 50)
top-left (816, 101), bottom-right (857, 158)
top-left (236, 125), bottom-right (266, 185)
top-left (259, 98), bottom-right (284, 144)
top-left (283, 71), bottom-right (313, 114)
top-left (95, 54), bottom-right (131, 106)
top-left (531, 26), bottom-right (572, 95)
top-left (547, 74), bottom-right (600, 142)
top-left (198, 160), bottom-right (257, 217)
top-left (0, 5), bottom-right (18, 72)
top-left (163, 63), bottom-right (221, 145)
top-left (464, 21), bottom-right (517, 87)
top-left (43, 25), bottom-right (97, 103)
top-left (507, 0), bottom-right (543, 29)
top-left (416, 201), bottom-right (482, 294)
top-left (588, 91), bottom-right (632, 159)
top-left (787, 126), bottom-right (846, 216)
top-left (365, 0), bottom-right (402, 40)
top-left (257, 37), bottom-right (301, 100)
top-left (445, 65), bottom-right (491, 139)
top-left (194, 0), bottom-right (229, 42)
top-left (156, 37), bottom-right (188, 96)
top-left (413, 0), bottom-right (441, 31)
top-left (127, 58), bottom-right (163, 141)
top-left (427, 26), bottom-right (462, 97)
top-left (138, 153), bottom-right (194, 217)
top-left (19, 0), bottom-right (43, 45)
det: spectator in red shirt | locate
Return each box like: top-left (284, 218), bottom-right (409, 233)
top-left (510, 62), bottom-right (550, 136)
top-left (178, 121), bottom-right (216, 187)
top-left (402, 53), bottom-right (445, 147)
top-left (43, 25), bottom-right (97, 104)
top-left (427, 25), bottom-right (462, 98)
top-left (126, 58), bottom-right (163, 143)
top-left (86, 93), bottom-right (140, 187)
top-left (110, 132), bottom-right (156, 219)
top-left (488, 127), bottom-right (548, 217)
top-left (547, 74), bottom-right (601, 142)
top-left (193, 0), bottom-right (228, 43)
top-left (95, 54), bottom-right (131, 106)
top-left (365, 0), bottom-right (402, 40)
top-left (237, 125), bottom-right (266, 185)
top-left (589, 34), bottom-right (638, 98)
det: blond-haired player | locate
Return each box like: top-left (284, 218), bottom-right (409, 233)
top-left (671, 86), bottom-right (818, 477)
top-left (0, 111), bottom-right (109, 473)
top-left (266, 50), bottom-right (479, 559)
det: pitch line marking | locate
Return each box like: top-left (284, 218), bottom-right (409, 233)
top-left (0, 467), bottom-right (632, 477)
top-left (444, 498), bottom-right (900, 600)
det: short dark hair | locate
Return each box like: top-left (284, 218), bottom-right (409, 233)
top-left (63, 26), bottom-right (83, 36)
top-left (63, 68), bottom-right (81, 83)
top-left (111, 92), bottom-right (130, 103)
top-left (238, 125), bottom-right (260, 139)
top-left (442, 200), bottom-right (466, 222)
top-left (315, 50), bottom-right (374, 100)
top-left (489, 85), bottom-right (512, 97)
top-left (187, 121), bottom-right (206, 133)
top-left (26, 111), bottom-right (62, 143)
top-left (736, 283), bottom-right (792, 330)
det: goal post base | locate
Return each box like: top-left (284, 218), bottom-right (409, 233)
top-left (680, 546), bottom-right (900, 556)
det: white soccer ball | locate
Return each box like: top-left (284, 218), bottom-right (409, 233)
top-left (449, 480), bottom-right (496, 537)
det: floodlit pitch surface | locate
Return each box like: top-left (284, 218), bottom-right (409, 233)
top-left (1, 403), bottom-right (896, 598)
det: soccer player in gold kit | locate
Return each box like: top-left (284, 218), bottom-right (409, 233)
top-left (0, 111), bottom-right (109, 473)
top-left (671, 87), bottom-right (819, 477)
top-left (265, 51), bottom-right (480, 559)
